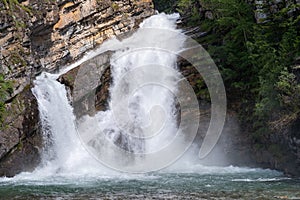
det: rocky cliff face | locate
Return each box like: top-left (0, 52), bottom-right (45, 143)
top-left (59, 50), bottom-right (113, 118)
top-left (0, 85), bottom-right (41, 177)
top-left (58, 50), bottom-right (257, 171)
top-left (0, 0), bottom-right (154, 177)
top-left (1, 0), bottom-right (154, 92)
top-left (47, 12), bottom-right (299, 177)
top-left (179, 25), bottom-right (300, 176)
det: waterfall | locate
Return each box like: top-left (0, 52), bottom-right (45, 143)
top-left (1, 12), bottom-right (293, 200)
top-left (31, 13), bottom-right (188, 175)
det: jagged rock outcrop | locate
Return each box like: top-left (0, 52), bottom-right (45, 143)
top-left (58, 25), bottom-right (299, 176)
top-left (59, 0), bottom-right (300, 177)
top-left (0, 85), bottom-right (42, 177)
top-left (58, 49), bottom-right (256, 170)
top-left (1, 0), bottom-right (154, 92)
top-left (0, 0), bottom-right (154, 177)
top-left (59, 50), bottom-right (113, 117)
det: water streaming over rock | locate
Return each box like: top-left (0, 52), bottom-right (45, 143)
top-left (31, 13), bottom-right (186, 175)
top-left (1, 14), bottom-right (298, 200)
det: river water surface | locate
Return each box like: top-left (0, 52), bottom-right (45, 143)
top-left (1, 13), bottom-right (299, 200)
top-left (0, 167), bottom-right (299, 199)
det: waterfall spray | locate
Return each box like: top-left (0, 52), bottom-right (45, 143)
top-left (31, 12), bottom-right (226, 175)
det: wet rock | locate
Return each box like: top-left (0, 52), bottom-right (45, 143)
top-left (58, 51), bottom-right (113, 118)
top-left (0, 0), bottom-right (154, 177)
top-left (0, 85), bottom-right (42, 177)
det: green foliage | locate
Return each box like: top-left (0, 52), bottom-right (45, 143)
top-left (0, 74), bottom-right (13, 124)
top-left (195, 79), bottom-right (210, 100)
top-left (111, 2), bottom-right (119, 11)
top-left (1, 0), bottom-right (31, 13)
top-left (276, 69), bottom-right (300, 114)
top-left (176, 0), bottom-right (201, 25)
top-left (153, 0), bottom-right (178, 13)
top-left (17, 140), bottom-right (23, 150)
top-left (248, 2), bottom-right (300, 120)
top-left (0, 0), bottom-right (32, 28)
top-left (195, 0), bottom-right (258, 96)
top-left (174, 0), bottom-right (300, 137)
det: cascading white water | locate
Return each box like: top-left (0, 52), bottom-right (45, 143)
top-left (31, 13), bottom-right (187, 175)
top-left (32, 73), bottom-right (110, 176)
top-left (0, 13), bottom-right (290, 200)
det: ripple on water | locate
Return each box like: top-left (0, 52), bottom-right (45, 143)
top-left (0, 169), bottom-right (299, 200)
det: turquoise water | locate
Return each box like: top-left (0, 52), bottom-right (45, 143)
top-left (1, 167), bottom-right (299, 199)
top-left (8, 13), bottom-right (299, 200)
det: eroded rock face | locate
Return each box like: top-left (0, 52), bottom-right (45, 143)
top-left (58, 50), bottom-right (113, 117)
top-left (59, 49), bottom-right (257, 172)
top-left (1, 0), bottom-right (154, 92)
top-left (0, 0), bottom-right (154, 177)
top-left (0, 85), bottom-right (42, 177)
top-left (58, 39), bottom-right (300, 177)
